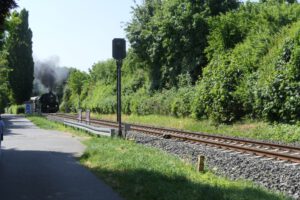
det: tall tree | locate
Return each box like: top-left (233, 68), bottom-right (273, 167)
top-left (0, 0), bottom-right (17, 111)
top-left (6, 9), bottom-right (34, 104)
top-left (0, 0), bottom-right (17, 29)
top-left (0, 51), bottom-right (10, 112)
top-left (0, 0), bottom-right (17, 47)
top-left (205, 0), bottom-right (240, 16)
top-left (126, 0), bottom-right (162, 90)
top-left (126, 0), bottom-right (240, 90)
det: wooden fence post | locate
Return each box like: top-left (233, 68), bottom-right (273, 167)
top-left (197, 155), bottom-right (205, 172)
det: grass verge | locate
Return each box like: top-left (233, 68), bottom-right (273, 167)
top-left (91, 114), bottom-right (300, 144)
top-left (28, 116), bottom-right (290, 200)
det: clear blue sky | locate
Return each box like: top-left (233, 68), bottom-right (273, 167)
top-left (16, 0), bottom-right (140, 71)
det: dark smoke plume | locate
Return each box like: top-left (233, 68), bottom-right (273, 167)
top-left (38, 66), bottom-right (55, 89)
top-left (33, 57), bottom-right (69, 97)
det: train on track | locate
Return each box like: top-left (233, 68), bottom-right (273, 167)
top-left (30, 91), bottom-right (59, 113)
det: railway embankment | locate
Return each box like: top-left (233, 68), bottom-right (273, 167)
top-left (28, 115), bottom-right (291, 200)
top-left (127, 132), bottom-right (300, 200)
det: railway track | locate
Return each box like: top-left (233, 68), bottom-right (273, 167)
top-left (48, 113), bottom-right (300, 164)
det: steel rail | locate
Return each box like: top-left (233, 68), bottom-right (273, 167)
top-left (48, 113), bottom-right (300, 163)
top-left (54, 113), bottom-right (300, 151)
top-left (129, 126), bottom-right (300, 163)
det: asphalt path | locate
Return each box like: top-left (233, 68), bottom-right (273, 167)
top-left (0, 115), bottom-right (123, 200)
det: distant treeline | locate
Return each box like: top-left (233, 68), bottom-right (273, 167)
top-left (62, 0), bottom-right (300, 123)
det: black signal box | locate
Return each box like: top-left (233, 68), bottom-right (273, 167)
top-left (112, 38), bottom-right (126, 60)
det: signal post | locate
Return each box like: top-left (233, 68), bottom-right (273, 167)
top-left (112, 38), bottom-right (126, 137)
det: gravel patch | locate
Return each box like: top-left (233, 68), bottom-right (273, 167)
top-left (127, 131), bottom-right (300, 200)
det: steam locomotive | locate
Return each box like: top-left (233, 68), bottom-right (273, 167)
top-left (40, 91), bottom-right (59, 113)
top-left (31, 91), bottom-right (59, 113)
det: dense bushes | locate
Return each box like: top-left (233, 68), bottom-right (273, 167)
top-left (63, 59), bottom-right (195, 117)
top-left (61, 1), bottom-right (300, 124)
top-left (256, 23), bottom-right (300, 122)
top-left (7, 104), bottom-right (25, 114)
top-left (123, 86), bottom-right (194, 117)
top-left (190, 2), bottom-right (300, 123)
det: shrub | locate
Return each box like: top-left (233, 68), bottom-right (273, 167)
top-left (257, 32), bottom-right (300, 122)
top-left (171, 87), bottom-right (195, 117)
top-left (7, 104), bottom-right (25, 114)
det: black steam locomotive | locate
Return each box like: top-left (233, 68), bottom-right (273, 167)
top-left (31, 92), bottom-right (59, 113)
top-left (39, 91), bottom-right (59, 113)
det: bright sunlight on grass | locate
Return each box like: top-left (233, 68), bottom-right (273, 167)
top-left (28, 116), bottom-right (289, 200)
top-left (92, 113), bottom-right (300, 144)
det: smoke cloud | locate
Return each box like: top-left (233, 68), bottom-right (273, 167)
top-left (33, 56), bottom-right (70, 96)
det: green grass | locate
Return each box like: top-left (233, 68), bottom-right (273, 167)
top-left (27, 115), bottom-right (289, 200)
top-left (91, 114), bottom-right (300, 144)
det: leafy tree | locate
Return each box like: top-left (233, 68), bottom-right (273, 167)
top-left (67, 69), bottom-right (89, 109)
top-left (60, 0), bottom-right (300, 124)
top-left (89, 59), bottom-right (116, 84)
top-left (126, 0), bottom-right (162, 90)
top-left (0, 51), bottom-right (10, 112)
top-left (126, 0), bottom-right (240, 90)
top-left (260, 0), bottom-right (297, 3)
top-left (0, 0), bottom-right (17, 29)
top-left (0, 0), bottom-right (17, 49)
top-left (0, 0), bottom-right (17, 111)
top-left (6, 9), bottom-right (34, 104)
top-left (204, 0), bottom-right (240, 16)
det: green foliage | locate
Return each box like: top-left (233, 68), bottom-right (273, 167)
top-left (192, 61), bottom-right (245, 122)
top-left (89, 59), bottom-right (116, 84)
top-left (0, 13), bottom-right (10, 113)
top-left (126, 0), bottom-right (239, 89)
top-left (256, 23), bottom-right (300, 122)
top-left (171, 87), bottom-right (194, 117)
top-left (128, 88), bottom-right (172, 116)
top-left (0, 51), bottom-right (10, 113)
top-left (68, 69), bottom-right (89, 96)
top-left (7, 104), bottom-right (25, 114)
top-left (61, 1), bottom-right (300, 124)
top-left (82, 83), bottom-right (116, 114)
top-left (171, 74), bottom-right (194, 117)
top-left (6, 9), bottom-right (34, 104)
top-left (62, 62), bottom-right (195, 117)
top-left (66, 69), bottom-right (89, 110)
top-left (204, 0), bottom-right (240, 16)
top-left (122, 85), bottom-right (195, 117)
top-left (192, 2), bottom-right (300, 123)
top-left (0, 0), bottom-right (17, 33)
top-left (59, 86), bottom-right (73, 112)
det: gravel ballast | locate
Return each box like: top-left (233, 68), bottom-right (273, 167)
top-left (127, 131), bottom-right (300, 200)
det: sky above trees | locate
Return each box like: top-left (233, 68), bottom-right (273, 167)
top-left (16, 0), bottom-right (141, 71)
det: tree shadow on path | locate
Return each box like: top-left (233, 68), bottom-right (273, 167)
top-left (0, 148), bottom-right (122, 200)
top-left (84, 164), bottom-right (287, 200)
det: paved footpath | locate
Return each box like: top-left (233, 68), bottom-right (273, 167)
top-left (0, 115), bottom-right (123, 200)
